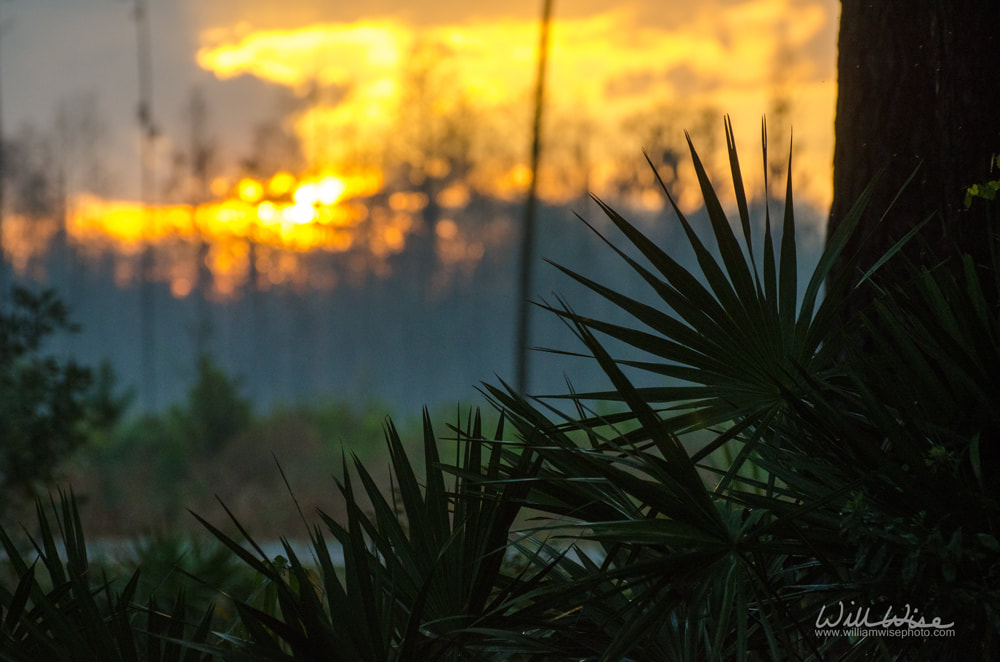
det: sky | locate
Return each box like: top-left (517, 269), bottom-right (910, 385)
top-left (1, 0), bottom-right (840, 295)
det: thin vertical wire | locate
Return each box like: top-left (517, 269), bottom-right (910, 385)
top-left (515, 0), bottom-right (553, 395)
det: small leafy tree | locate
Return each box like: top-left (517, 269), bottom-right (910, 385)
top-left (0, 287), bottom-right (124, 509)
top-left (182, 354), bottom-right (252, 455)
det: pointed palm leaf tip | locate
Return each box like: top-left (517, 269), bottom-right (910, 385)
top-left (725, 115), bottom-right (761, 295)
top-left (542, 116), bottom-right (884, 470)
top-left (778, 127), bottom-right (797, 344)
top-left (571, 122), bottom-right (790, 431)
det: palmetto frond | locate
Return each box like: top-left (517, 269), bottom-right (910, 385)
top-left (482, 117), bottom-right (999, 659)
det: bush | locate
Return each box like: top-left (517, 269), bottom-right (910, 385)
top-left (0, 492), bottom-right (217, 661)
top-left (183, 354), bottom-right (252, 455)
top-left (477, 119), bottom-right (1000, 659)
top-left (5, 120), bottom-right (998, 660)
top-left (66, 367), bottom-right (408, 535)
top-left (0, 287), bottom-right (125, 512)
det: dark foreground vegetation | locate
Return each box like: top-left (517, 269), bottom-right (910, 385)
top-left (1, 126), bottom-right (999, 660)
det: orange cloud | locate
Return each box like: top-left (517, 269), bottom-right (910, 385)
top-left (196, 0), bottom-right (837, 208)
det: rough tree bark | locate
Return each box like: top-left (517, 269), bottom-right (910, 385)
top-left (829, 1), bottom-right (1000, 297)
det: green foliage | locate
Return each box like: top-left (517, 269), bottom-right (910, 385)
top-left (125, 533), bottom-right (258, 624)
top-left (79, 411), bottom-right (194, 528)
top-left (89, 360), bottom-right (134, 434)
top-left (67, 355), bottom-right (252, 531)
top-left (82, 354), bottom-right (253, 505)
top-left (0, 491), bottom-right (217, 661)
top-left (964, 154), bottom-right (1000, 208)
top-left (475, 118), bottom-right (1000, 659)
top-left (194, 408), bottom-right (545, 660)
top-left (280, 396), bottom-right (393, 466)
top-left (0, 287), bottom-right (126, 510)
top-left (5, 121), bottom-right (999, 660)
top-left (71, 385), bottom-right (403, 534)
top-left (182, 355), bottom-right (252, 455)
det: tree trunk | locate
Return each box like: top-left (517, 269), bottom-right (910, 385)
top-left (829, 1), bottom-right (1000, 297)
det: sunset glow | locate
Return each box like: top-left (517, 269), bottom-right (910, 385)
top-left (196, 0), bottom-right (836, 206)
top-left (2, 0), bottom-right (839, 299)
top-left (58, 167), bottom-right (407, 297)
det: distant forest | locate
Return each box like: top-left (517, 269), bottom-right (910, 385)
top-left (10, 191), bottom-right (824, 414)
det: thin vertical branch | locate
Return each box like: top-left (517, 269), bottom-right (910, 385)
top-left (134, 0), bottom-right (157, 408)
top-left (187, 88), bottom-right (213, 361)
top-left (515, 0), bottom-right (553, 395)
